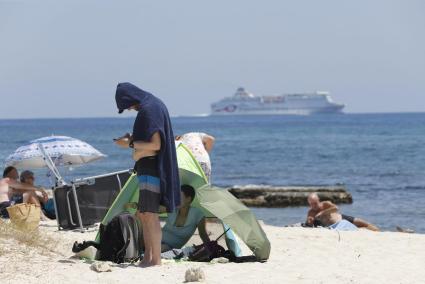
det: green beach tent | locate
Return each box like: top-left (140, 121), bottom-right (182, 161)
top-left (177, 143), bottom-right (271, 261)
top-left (97, 143), bottom-right (271, 261)
top-left (195, 185), bottom-right (271, 261)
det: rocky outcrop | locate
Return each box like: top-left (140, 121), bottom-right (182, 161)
top-left (227, 185), bottom-right (352, 207)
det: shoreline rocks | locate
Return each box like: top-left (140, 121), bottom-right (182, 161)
top-left (227, 185), bottom-right (352, 207)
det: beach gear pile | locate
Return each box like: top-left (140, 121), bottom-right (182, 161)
top-left (73, 143), bottom-right (271, 263)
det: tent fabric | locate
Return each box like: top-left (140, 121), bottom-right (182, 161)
top-left (97, 143), bottom-right (271, 260)
top-left (195, 185), bottom-right (271, 260)
top-left (176, 144), bottom-right (271, 261)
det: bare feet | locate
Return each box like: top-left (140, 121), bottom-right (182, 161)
top-left (396, 226), bottom-right (415, 233)
top-left (40, 211), bottom-right (49, 221)
top-left (138, 260), bottom-right (161, 268)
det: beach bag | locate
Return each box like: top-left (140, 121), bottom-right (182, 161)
top-left (6, 203), bottom-right (40, 231)
top-left (73, 213), bottom-right (140, 263)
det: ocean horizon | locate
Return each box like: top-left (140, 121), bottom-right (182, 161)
top-left (1, 110), bottom-right (425, 120)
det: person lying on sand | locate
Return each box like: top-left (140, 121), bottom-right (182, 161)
top-left (315, 206), bottom-right (358, 231)
top-left (306, 192), bottom-right (380, 231)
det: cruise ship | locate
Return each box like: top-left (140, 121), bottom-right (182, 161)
top-left (211, 87), bottom-right (345, 115)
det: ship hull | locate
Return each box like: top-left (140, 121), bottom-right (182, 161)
top-left (211, 105), bottom-right (344, 116)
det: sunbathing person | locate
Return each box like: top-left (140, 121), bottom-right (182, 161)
top-left (0, 175), bottom-right (48, 219)
top-left (3, 166), bottom-right (23, 203)
top-left (160, 185), bottom-right (210, 252)
top-left (306, 192), bottom-right (379, 231)
top-left (5, 168), bottom-right (49, 216)
top-left (315, 206), bottom-right (358, 231)
top-left (20, 170), bottom-right (55, 219)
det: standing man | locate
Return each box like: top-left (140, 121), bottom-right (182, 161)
top-left (114, 82), bottom-right (180, 267)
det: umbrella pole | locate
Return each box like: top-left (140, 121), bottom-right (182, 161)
top-left (38, 143), bottom-right (66, 186)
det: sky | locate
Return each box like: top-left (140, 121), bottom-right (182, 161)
top-left (0, 0), bottom-right (424, 118)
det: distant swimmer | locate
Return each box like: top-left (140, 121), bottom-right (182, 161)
top-left (306, 192), bottom-right (380, 231)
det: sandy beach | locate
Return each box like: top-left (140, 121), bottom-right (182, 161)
top-left (1, 220), bottom-right (424, 284)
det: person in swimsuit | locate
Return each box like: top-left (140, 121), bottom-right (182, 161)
top-left (3, 166), bottom-right (23, 203)
top-left (3, 167), bottom-right (49, 218)
top-left (20, 170), bottom-right (55, 219)
top-left (306, 192), bottom-right (379, 231)
top-left (0, 170), bottom-right (48, 218)
top-left (314, 206), bottom-right (358, 231)
top-left (161, 185), bottom-right (210, 251)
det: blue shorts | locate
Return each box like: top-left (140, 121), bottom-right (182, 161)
top-left (138, 175), bottom-right (161, 213)
top-left (329, 220), bottom-right (358, 231)
top-left (135, 156), bottom-right (161, 213)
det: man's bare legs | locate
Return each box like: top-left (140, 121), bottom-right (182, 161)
top-left (138, 211), bottom-right (162, 267)
top-left (353, 218), bottom-right (380, 231)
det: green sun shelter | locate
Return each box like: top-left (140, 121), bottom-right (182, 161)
top-left (177, 143), bottom-right (271, 261)
top-left (97, 143), bottom-right (270, 261)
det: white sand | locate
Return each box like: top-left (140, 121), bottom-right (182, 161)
top-left (1, 220), bottom-right (425, 284)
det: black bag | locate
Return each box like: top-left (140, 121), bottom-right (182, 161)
top-left (188, 227), bottom-right (230, 262)
top-left (187, 227), bottom-right (259, 263)
top-left (72, 213), bottom-right (140, 263)
top-left (188, 240), bottom-right (226, 262)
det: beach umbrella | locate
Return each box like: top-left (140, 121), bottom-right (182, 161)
top-left (5, 135), bottom-right (106, 184)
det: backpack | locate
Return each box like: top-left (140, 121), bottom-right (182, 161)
top-left (72, 213), bottom-right (140, 263)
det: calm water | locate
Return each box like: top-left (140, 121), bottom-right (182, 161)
top-left (1, 113), bottom-right (425, 232)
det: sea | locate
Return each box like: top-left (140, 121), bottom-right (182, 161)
top-left (1, 113), bottom-right (425, 232)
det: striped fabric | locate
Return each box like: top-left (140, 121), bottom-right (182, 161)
top-left (137, 175), bottom-right (160, 194)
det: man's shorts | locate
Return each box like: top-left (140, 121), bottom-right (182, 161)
top-left (136, 156), bottom-right (160, 213)
top-left (138, 175), bottom-right (161, 213)
top-left (341, 214), bottom-right (355, 224)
